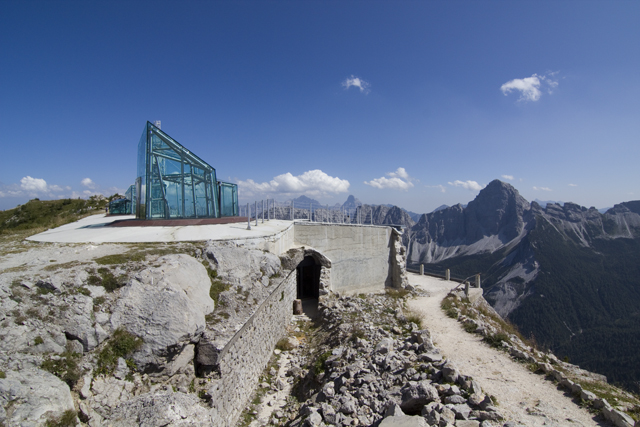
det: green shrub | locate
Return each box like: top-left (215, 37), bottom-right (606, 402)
top-left (41, 351), bottom-right (82, 387)
top-left (484, 332), bottom-right (511, 349)
top-left (34, 336), bottom-right (44, 345)
top-left (96, 328), bottom-right (143, 376)
top-left (463, 322), bottom-right (477, 333)
top-left (0, 370), bottom-right (6, 379)
top-left (313, 351), bottom-right (332, 375)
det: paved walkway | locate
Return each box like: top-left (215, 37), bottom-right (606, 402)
top-left (27, 214), bottom-right (294, 243)
top-left (407, 273), bottom-right (604, 427)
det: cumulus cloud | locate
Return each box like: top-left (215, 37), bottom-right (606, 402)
top-left (501, 72), bottom-right (560, 102)
top-left (365, 167), bottom-right (414, 191)
top-left (568, 183), bottom-right (577, 187)
top-left (342, 75), bottom-right (370, 94)
top-left (533, 186), bottom-right (552, 192)
top-left (448, 180), bottom-right (484, 191)
top-left (81, 178), bottom-right (96, 189)
top-left (501, 175), bottom-right (514, 181)
top-left (20, 176), bottom-right (49, 192)
top-left (237, 169), bottom-right (350, 199)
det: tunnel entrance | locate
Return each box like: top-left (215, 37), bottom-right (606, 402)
top-left (296, 255), bottom-right (321, 299)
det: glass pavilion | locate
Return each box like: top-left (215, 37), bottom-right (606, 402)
top-left (135, 121), bottom-right (238, 220)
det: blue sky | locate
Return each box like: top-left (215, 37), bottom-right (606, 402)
top-left (1, 1), bottom-right (639, 213)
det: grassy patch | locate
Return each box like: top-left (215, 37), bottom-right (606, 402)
top-left (441, 297), bottom-right (459, 318)
top-left (385, 288), bottom-right (410, 299)
top-left (45, 409), bottom-right (77, 427)
top-left (0, 370), bottom-right (5, 379)
top-left (34, 336), bottom-right (44, 345)
top-left (203, 264), bottom-right (230, 307)
top-left (76, 286), bottom-right (91, 296)
top-left (405, 312), bottom-right (423, 328)
top-left (95, 328), bottom-right (143, 376)
top-left (95, 253), bottom-right (145, 265)
top-left (276, 337), bottom-right (296, 351)
top-left (87, 267), bottom-right (126, 292)
top-left (43, 261), bottom-right (83, 272)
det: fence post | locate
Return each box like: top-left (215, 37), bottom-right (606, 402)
top-left (262, 200), bottom-right (264, 223)
top-left (445, 269), bottom-right (450, 281)
top-left (255, 201), bottom-right (258, 226)
top-left (465, 281), bottom-right (470, 298)
top-left (420, 264), bottom-right (424, 275)
top-left (246, 203), bottom-right (251, 230)
top-left (475, 274), bottom-right (481, 288)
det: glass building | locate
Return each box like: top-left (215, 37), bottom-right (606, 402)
top-left (135, 121), bottom-right (238, 220)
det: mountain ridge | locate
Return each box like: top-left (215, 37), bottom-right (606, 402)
top-left (401, 179), bottom-right (640, 392)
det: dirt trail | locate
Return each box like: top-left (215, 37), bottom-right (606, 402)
top-left (407, 273), bottom-right (606, 427)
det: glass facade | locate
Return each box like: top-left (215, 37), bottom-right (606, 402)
top-left (135, 122), bottom-right (238, 220)
top-left (109, 198), bottom-right (131, 215)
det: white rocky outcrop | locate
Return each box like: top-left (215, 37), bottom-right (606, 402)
top-left (204, 241), bottom-right (281, 290)
top-left (110, 254), bottom-right (214, 370)
top-left (0, 368), bottom-right (75, 426)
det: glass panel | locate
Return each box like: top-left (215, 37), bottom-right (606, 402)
top-left (219, 182), bottom-right (238, 217)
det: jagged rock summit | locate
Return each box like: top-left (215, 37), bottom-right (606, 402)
top-left (342, 195), bottom-right (362, 210)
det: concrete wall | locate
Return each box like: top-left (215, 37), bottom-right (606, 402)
top-left (227, 222), bottom-right (295, 255)
top-left (293, 223), bottom-right (395, 294)
top-left (207, 269), bottom-right (296, 426)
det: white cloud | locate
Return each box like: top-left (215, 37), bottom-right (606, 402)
top-left (342, 75), bottom-right (370, 94)
top-left (20, 176), bottom-right (48, 192)
top-left (426, 185), bottom-right (446, 193)
top-left (501, 175), bottom-right (514, 181)
top-left (365, 167), bottom-right (414, 191)
top-left (81, 178), bottom-right (96, 189)
top-left (533, 186), bottom-right (552, 192)
top-left (501, 72), bottom-right (560, 102)
top-left (448, 180), bottom-right (484, 191)
top-left (568, 183), bottom-right (577, 187)
top-left (238, 169), bottom-right (350, 199)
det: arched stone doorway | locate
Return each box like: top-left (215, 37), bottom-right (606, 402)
top-left (296, 255), bottom-right (321, 299)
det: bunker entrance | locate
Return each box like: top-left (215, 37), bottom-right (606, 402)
top-left (296, 256), bottom-right (320, 319)
top-left (296, 256), bottom-right (320, 299)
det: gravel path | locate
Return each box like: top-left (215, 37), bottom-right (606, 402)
top-left (406, 273), bottom-right (607, 427)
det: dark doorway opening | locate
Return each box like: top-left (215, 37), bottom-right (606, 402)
top-left (297, 256), bottom-right (320, 299)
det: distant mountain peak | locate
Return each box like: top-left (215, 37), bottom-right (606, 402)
top-left (342, 195), bottom-right (362, 209)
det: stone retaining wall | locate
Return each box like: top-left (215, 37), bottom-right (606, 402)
top-left (207, 269), bottom-right (297, 426)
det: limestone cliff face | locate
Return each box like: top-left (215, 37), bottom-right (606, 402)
top-left (405, 180), bottom-right (533, 265)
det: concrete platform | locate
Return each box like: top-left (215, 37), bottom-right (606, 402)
top-left (27, 214), bottom-right (294, 243)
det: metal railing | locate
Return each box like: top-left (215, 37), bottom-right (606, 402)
top-left (239, 199), bottom-right (382, 228)
top-left (407, 264), bottom-right (482, 290)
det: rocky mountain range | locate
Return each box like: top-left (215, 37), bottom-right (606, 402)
top-left (401, 180), bottom-right (640, 392)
